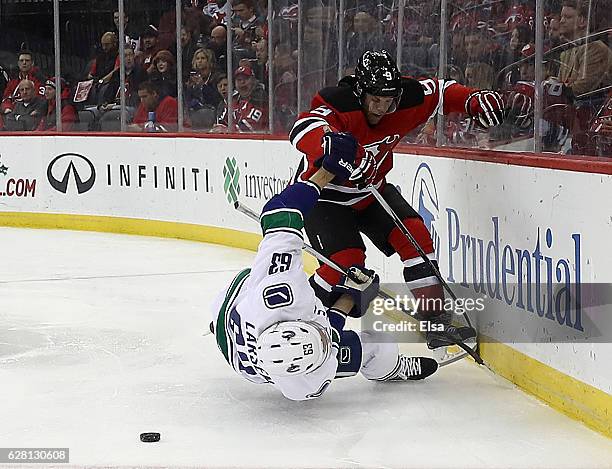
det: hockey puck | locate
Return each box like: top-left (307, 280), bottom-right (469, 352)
top-left (140, 432), bottom-right (161, 442)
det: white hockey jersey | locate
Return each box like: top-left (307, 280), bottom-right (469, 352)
top-left (211, 207), bottom-right (339, 401)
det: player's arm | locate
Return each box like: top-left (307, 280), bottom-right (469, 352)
top-left (327, 267), bottom-right (380, 380)
top-left (288, 96), bottom-right (353, 182)
top-left (442, 80), bottom-right (506, 128)
top-left (246, 169), bottom-right (333, 288)
top-left (419, 78), bottom-right (505, 129)
top-left (250, 129), bottom-right (362, 286)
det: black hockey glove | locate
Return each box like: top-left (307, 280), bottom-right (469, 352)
top-left (332, 266), bottom-right (380, 318)
top-left (321, 131), bottom-right (358, 182)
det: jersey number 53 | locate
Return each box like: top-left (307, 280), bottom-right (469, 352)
top-left (268, 252), bottom-right (292, 275)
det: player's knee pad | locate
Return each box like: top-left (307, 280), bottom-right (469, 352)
top-left (388, 218), bottom-right (434, 261)
top-left (335, 330), bottom-right (363, 379)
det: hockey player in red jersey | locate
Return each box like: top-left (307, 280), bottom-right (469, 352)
top-left (290, 50), bottom-right (505, 350)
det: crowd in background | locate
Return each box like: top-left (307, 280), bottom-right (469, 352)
top-left (0, 0), bottom-right (610, 157)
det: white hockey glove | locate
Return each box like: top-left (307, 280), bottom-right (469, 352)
top-left (331, 266), bottom-right (380, 318)
top-left (466, 90), bottom-right (505, 128)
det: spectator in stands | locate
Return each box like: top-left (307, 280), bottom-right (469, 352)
top-left (204, 0), bottom-right (231, 25)
top-left (464, 29), bottom-right (504, 72)
top-left (515, 44), bottom-right (541, 82)
top-left (547, 14), bottom-right (562, 49)
top-left (113, 10), bottom-right (140, 53)
top-left (149, 50), bottom-right (178, 98)
top-left (185, 48), bottom-right (221, 113)
top-left (216, 73), bottom-right (228, 100)
top-left (214, 65), bottom-right (268, 132)
top-left (398, 18), bottom-right (431, 74)
top-left (173, 26), bottom-right (199, 81)
top-left (129, 81), bottom-right (178, 132)
top-left (301, 4), bottom-right (339, 101)
top-left (558, 0), bottom-right (612, 97)
top-left (214, 72), bottom-right (229, 128)
top-left (465, 62), bottom-right (495, 89)
top-left (252, 37), bottom-right (268, 84)
top-left (255, 0), bottom-right (268, 23)
top-left (346, 10), bottom-right (380, 73)
top-left (540, 15), bottom-right (563, 77)
top-left (237, 51), bottom-right (257, 72)
top-left (231, 0), bottom-right (263, 48)
top-left (501, 24), bottom-right (534, 84)
top-left (185, 6), bottom-right (215, 48)
top-left (495, 0), bottom-right (534, 34)
top-left (101, 45), bottom-right (148, 109)
top-left (272, 71), bottom-right (297, 134)
top-left (157, 7), bottom-right (180, 51)
top-left (1, 51), bottom-right (44, 114)
top-left (210, 25), bottom-right (228, 69)
top-left (557, 0), bottom-right (612, 154)
top-left (139, 25), bottom-right (161, 70)
top-left (37, 78), bottom-right (77, 131)
top-left (88, 32), bottom-right (120, 85)
top-left (2, 80), bottom-right (46, 131)
top-left (0, 64), bottom-right (9, 98)
top-left (449, 27), bottom-right (468, 71)
top-left (272, 43), bottom-right (297, 85)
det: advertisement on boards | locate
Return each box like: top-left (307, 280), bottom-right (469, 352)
top-left (0, 149), bottom-right (40, 208)
top-left (387, 153), bottom-right (612, 392)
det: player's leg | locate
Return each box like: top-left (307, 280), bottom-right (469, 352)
top-left (359, 184), bottom-right (476, 347)
top-left (304, 201), bottom-right (367, 308)
top-left (335, 327), bottom-right (438, 381)
top-left (359, 184), bottom-right (444, 318)
top-left (328, 306), bottom-right (438, 381)
top-left (360, 331), bottom-right (438, 381)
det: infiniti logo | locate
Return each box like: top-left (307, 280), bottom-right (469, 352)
top-left (47, 153), bottom-right (96, 194)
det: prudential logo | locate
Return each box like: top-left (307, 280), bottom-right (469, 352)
top-left (47, 153), bottom-right (96, 194)
top-left (410, 163), bottom-right (441, 259)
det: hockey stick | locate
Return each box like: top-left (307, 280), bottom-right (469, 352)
top-left (366, 186), bottom-right (484, 365)
top-left (366, 186), bottom-right (475, 328)
top-left (235, 202), bottom-right (383, 290)
top-left (233, 200), bottom-right (476, 367)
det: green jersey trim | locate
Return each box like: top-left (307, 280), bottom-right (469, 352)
top-left (260, 209), bottom-right (304, 237)
top-left (215, 268), bottom-right (251, 363)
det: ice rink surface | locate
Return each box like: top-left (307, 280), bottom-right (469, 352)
top-left (1, 227), bottom-right (611, 469)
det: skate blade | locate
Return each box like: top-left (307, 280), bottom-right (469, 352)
top-left (434, 339), bottom-right (478, 367)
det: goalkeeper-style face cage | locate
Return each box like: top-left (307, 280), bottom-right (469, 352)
top-left (354, 50), bottom-right (403, 113)
top-left (258, 320), bottom-right (332, 377)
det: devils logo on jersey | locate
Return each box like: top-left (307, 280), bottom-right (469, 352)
top-left (363, 134), bottom-right (401, 163)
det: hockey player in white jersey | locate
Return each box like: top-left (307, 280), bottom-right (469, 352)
top-left (211, 132), bottom-right (438, 400)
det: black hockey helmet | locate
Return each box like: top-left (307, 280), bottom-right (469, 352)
top-left (354, 50), bottom-right (402, 99)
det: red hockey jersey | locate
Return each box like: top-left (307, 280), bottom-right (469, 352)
top-left (290, 77), bottom-right (474, 208)
top-left (218, 86), bottom-right (269, 133)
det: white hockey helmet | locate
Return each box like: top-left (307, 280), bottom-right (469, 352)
top-left (258, 320), bottom-right (332, 377)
